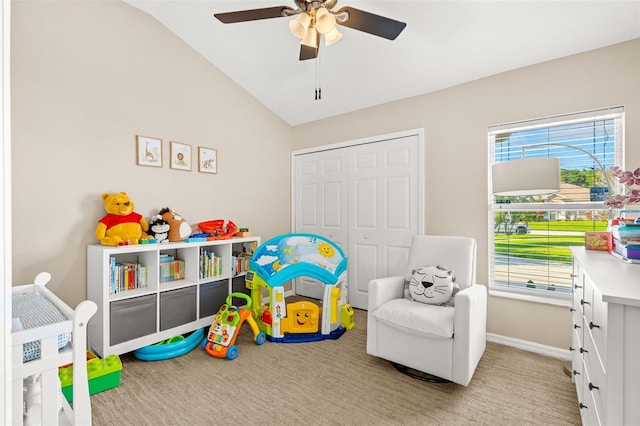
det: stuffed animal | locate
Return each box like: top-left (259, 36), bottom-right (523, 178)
top-left (158, 207), bottom-right (191, 242)
top-left (408, 265), bottom-right (457, 306)
top-left (147, 214), bottom-right (170, 243)
top-left (95, 192), bottom-right (149, 246)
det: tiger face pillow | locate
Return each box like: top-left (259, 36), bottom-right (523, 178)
top-left (408, 265), bottom-right (456, 305)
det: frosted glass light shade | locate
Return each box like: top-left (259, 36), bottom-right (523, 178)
top-left (301, 27), bottom-right (318, 48)
top-left (492, 157), bottom-right (560, 196)
top-left (324, 27), bottom-right (342, 46)
top-left (315, 8), bottom-right (336, 34)
top-left (289, 12), bottom-right (311, 39)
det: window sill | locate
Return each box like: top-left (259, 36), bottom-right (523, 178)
top-left (489, 287), bottom-right (572, 308)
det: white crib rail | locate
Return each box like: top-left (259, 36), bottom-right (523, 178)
top-left (12, 273), bottom-right (97, 426)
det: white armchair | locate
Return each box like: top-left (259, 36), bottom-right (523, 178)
top-left (366, 235), bottom-right (487, 386)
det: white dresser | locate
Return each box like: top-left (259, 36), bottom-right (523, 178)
top-left (570, 247), bottom-right (640, 425)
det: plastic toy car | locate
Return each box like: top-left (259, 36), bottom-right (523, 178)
top-left (201, 292), bottom-right (266, 360)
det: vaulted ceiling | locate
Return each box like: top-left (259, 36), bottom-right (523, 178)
top-left (124, 1), bottom-right (640, 125)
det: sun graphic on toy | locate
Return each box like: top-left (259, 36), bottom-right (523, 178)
top-left (317, 242), bottom-right (335, 258)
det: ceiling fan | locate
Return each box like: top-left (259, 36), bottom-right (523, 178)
top-left (214, 0), bottom-right (407, 61)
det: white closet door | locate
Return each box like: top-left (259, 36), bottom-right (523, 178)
top-left (292, 130), bottom-right (423, 309)
top-left (293, 149), bottom-right (349, 299)
top-left (348, 134), bottom-right (420, 309)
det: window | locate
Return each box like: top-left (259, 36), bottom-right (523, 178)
top-left (488, 107), bottom-right (624, 302)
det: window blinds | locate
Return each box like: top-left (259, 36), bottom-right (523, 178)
top-left (488, 107), bottom-right (624, 298)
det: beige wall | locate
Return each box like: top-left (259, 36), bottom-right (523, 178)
top-left (11, 0), bottom-right (640, 351)
top-left (11, 1), bottom-right (293, 307)
top-left (292, 39), bottom-right (640, 349)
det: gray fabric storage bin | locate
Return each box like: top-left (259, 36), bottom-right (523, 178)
top-left (160, 286), bottom-right (196, 331)
top-left (231, 275), bottom-right (250, 295)
top-left (199, 280), bottom-right (227, 318)
top-left (110, 294), bottom-right (157, 345)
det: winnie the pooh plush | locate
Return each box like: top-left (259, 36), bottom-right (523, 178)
top-left (96, 192), bottom-right (149, 246)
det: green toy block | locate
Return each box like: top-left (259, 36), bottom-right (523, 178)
top-left (59, 354), bottom-right (122, 402)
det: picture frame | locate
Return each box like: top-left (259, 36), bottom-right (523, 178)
top-left (136, 135), bottom-right (163, 167)
top-left (170, 141), bottom-right (192, 171)
top-left (198, 147), bottom-right (217, 174)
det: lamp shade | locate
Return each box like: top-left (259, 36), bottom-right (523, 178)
top-left (324, 27), bottom-right (342, 46)
top-left (301, 27), bottom-right (318, 48)
top-left (492, 157), bottom-right (560, 196)
top-left (289, 12), bottom-right (311, 39)
top-left (315, 8), bottom-right (336, 34)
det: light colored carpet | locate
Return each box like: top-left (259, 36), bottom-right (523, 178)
top-left (91, 307), bottom-right (580, 425)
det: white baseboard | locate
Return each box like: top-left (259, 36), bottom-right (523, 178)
top-left (487, 333), bottom-right (572, 361)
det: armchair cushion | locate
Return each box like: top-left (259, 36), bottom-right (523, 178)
top-left (407, 265), bottom-right (457, 305)
top-left (371, 298), bottom-right (454, 339)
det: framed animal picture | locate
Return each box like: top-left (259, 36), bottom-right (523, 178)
top-left (198, 147), bottom-right (217, 174)
top-left (170, 141), bottom-right (192, 171)
top-left (136, 135), bottom-right (163, 167)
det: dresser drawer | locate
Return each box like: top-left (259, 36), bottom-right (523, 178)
top-left (582, 359), bottom-right (603, 426)
top-left (583, 330), bottom-right (606, 421)
top-left (572, 262), bottom-right (585, 314)
top-left (588, 285), bottom-right (608, 366)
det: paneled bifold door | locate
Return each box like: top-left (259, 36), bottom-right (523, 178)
top-left (292, 130), bottom-right (424, 310)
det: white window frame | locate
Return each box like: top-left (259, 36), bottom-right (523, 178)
top-left (488, 107), bottom-right (624, 305)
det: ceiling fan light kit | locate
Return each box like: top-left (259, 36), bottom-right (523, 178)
top-left (213, 0), bottom-right (407, 61)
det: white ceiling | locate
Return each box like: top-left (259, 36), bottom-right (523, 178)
top-left (124, 1), bottom-right (640, 126)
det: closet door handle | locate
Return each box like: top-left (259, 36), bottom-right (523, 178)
top-left (580, 348), bottom-right (588, 354)
top-left (579, 402), bottom-right (588, 410)
top-left (589, 321), bottom-right (600, 329)
top-left (580, 299), bottom-right (590, 306)
top-left (574, 284), bottom-right (582, 289)
top-left (589, 382), bottom-right (599, 391)
top-left (569, 346), bottom-right (575, 352)
top-left (574, 324), bottom-right (581, 329)
top-left (573, 370), bottom-right (580, 376)
top-left (569, 308), bottom-right (576, 312)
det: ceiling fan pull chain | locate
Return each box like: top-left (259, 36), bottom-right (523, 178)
top-left (315, 55), bottom-right (321, 100)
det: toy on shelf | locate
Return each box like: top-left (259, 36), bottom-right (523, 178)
top-left (246, 233), bottom-right (354, 344)
top-left (95, 192), bottom-right (149, 246)
top-left (198, 219), bottom-right (238, 240)
top-left (201, 292), bottom-right (266, 360)
top-left (159, 207), bottom-right (192, 242)
top-left (147, 214), bottom-right (170, 243)
top-left (133, 328), bottom-right (204, 361)
top-left (236, 227), bottom-right (252, 237)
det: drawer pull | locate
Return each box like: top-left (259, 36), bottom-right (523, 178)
top-left (579, 402), bottom-right (588, 410)
top-left (589, 382), bottom-right (600, 391)
top-left (569, 308), bottom-right (575, 312)
top-left (574, 324), bottom-right (581, 329)
top-left (580, 348), bottom-right (588, 354)
top-left (580, 299), bottom-right (590, 306)
top-left (569, 346), bottom-right (575, 352)
top-left (589, 321), bottom-right (600, 329)
top-left (570, 274), bottom-right (577, 278)
top-left (573, 370), bottom-right (580, 376)
top-left (574, 284), bottom-right (582, 289)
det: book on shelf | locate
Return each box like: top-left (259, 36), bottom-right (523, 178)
top-left (159, 259), bottom-right (185, 283)
top-left (109, 259), bottom-right (148, 294)
top-left (199, 250), bottom-right (222, 279)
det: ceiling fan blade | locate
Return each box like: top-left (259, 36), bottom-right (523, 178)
top-left (299, 43), bottom-right (318, 61)
top-left (299, 31), bottom-right (320, 61)
top-left (335, 6), bottom-right (406, 40)
top-left (214, 6), bottom-right (294, 24)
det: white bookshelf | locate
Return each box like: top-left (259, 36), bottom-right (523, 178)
top-left (87, 236), bottom-right (260, 357)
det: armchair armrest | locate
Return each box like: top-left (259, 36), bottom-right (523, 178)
top-left (368, 276), bottom-right (405, 311)
top-left (452, 283), bottom-right (487, 386)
